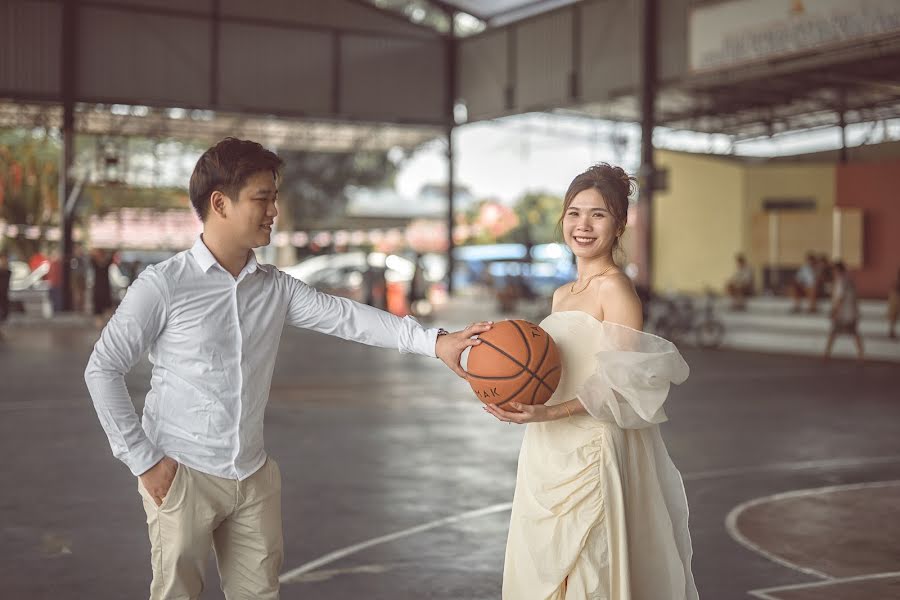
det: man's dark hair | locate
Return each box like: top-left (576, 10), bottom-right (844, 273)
top-left (189, 138), bottom-right (284, 221)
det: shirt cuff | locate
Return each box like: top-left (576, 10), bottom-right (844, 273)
top-left (125, 440), bottom-right (166, 477)
top-left (398, 316), bottom-right (439, 357)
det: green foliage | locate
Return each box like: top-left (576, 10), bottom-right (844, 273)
top-left (501, 192), bottom-right (563, 245)
top-left (276, 149), bottom-right (403, 228)
top-left (0, 129), bottom-right (60, 257)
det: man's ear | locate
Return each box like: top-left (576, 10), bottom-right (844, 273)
top-left (210, 190), bottom-right (228, 219)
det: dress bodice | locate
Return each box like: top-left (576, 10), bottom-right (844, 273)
top-left (538, 311), bottom-right (609, 407)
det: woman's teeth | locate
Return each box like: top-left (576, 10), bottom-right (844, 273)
top-left (574, 237), bottom-right (594, 244)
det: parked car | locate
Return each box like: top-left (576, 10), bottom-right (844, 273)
top-left (452, 243), bottom-right (575, 296)
top-left (8, 260), bottom-right (52, 317)
top-left (282, 252), bottom-right (416, 305)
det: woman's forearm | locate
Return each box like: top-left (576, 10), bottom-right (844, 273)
top-left (552, 398), bottom-right (588, 420)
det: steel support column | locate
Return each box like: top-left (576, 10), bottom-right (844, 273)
top-left (445, 10), bottom-right (457, 295)
top-left (59, 0), bottom-right (79, 312)
top-left (638, 0), bottom-right (658, 291)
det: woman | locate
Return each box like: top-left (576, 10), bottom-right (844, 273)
top-left (485, 164), bottom-right (698, 600)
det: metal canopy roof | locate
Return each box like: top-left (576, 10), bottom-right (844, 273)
top-left (568, 36), bottom-right (900, 139)
top-left (0, 103), bottom-right (443, 153)
top-left (2, 0), bottom-right (898, 145)
top-left (437, 0), bottom-right (581, 26)
top-left (451, 0), bottom-right (900, 141)
top-left (1, 0), bottom-right (449, 152)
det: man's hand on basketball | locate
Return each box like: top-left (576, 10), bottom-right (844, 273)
top-left (436, 321), bottom-right (493, 379)
top-left (138, 456), bottom-right (178, 507)
top-left (483, 402), bottom-right (560, 424)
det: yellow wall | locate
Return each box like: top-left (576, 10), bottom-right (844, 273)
top-left (742, 162), bottom-right (836, 267)
top-left (653, 150), bottom-right (744, 294)
top-left (652, 151), bottom-right (838, 293)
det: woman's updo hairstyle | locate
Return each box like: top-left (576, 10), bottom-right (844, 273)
top-left (559, 163), bottom-right (635, 253)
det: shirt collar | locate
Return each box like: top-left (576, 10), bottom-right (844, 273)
top-left (190, 237), bottom-right (270, 275)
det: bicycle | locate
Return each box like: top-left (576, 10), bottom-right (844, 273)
top-left (650, 290), bottom-right (725, 349)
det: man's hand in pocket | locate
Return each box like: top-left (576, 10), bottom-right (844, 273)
top-left (139, 456), bottom-right (178, 507)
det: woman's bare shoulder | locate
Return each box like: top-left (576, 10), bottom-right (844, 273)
top-left (595, 272), bottom-right (642, 328)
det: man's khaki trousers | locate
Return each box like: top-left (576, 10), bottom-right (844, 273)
top-left (137, 457), bottom-right (283, 600)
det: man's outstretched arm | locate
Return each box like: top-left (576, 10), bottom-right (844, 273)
top-left (283, 272), bottom-right (490, 377)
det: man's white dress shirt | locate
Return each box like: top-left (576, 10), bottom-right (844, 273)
top-left (85, 238), bottom-right (438, 480)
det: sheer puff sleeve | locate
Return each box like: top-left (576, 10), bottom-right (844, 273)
top-left (575, 321), bottom-right (689, 429)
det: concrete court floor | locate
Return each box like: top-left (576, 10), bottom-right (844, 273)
top-left (1, 313), bottom-right (899, 600)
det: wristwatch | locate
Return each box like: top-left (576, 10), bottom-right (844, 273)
top-left (437, 328), bottom-right (449, 336)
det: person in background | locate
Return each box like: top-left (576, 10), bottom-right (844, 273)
top-left (407, 253), bottom-right (429, 318)
top-left (28, 248), bottom-right (48, 274)
top-left (90, 248), bottom-right (115, 326)
top-left (47, 250), bottom-right (65, 314)
top-left (824, 261), bottom-right (863, 362)
top-left (789, 253), bottom-right (818, 313)
top-left (888, 267), bottom-right (899, 340)
top-left (725, 253), bottom-right (754, 311)
top-left (816, 253), bottom-right (833, 300)
top-left (70, 244), bottom-right (89, 314)
top-left (0, 252), bottom-right (10, 340)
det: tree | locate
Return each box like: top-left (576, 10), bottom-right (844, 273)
top-left (500, 192), bottom-right (564, 245)
top-left (276, 149), bottom-right (404, 229)
top-left (0, 130), bottom-right (60, 258)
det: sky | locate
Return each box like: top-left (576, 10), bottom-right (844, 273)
top-left (82, 111), bottom-right (900, 209)
top-left (394, 113), bottom-right (900, 205)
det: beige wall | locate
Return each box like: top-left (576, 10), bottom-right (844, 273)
top-left (653, 150), bottom-right (744, 294)
top-left (743, 162), bottom-right (836, 268)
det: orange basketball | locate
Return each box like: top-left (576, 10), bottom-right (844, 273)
top-left (467, 319), bottom-right (562, 410)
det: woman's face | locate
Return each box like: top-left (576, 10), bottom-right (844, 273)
top-left (562, 188), bottom-right (620, 260)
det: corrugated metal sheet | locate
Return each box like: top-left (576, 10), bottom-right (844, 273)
top-left (459, 30), bottom-right (509, 121)
top-left (217, 23), bottom-right (332, 115)
top-left (515, 9), bottom-right (573, 110)
top-left (340, 35), bottom-right (445, 123)
top-left (0, 0), bottom-right (61, 96)
top-left (221, 0), bottom-right (436, 39)
top-left (579, 0), bottom-right (639, 101)
top-left (659, 0), bottom-right (689, 83)
top-left (78, 5), bottom-right (211, 106)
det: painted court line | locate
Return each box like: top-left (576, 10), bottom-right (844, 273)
top-left (279, 502), bottom-right (513, 584)
top-left (748, 570), bottom-right (900, 599)
top-left (728, 480), bottom-right (900, 595)
top-left (682, 454), bottom-right (900, 482)
top-left (282, 456), bottom-right (900, 584)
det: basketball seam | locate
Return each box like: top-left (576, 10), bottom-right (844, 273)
top-left (476, 321), bottom-right (557, 407)
top-left (476, 338), bottom-right (553, 394)
top-left (508, 321), bottom-right (556, 394)
top-left (521, 320), bottom-right (553, 395)
top-left (531, 365), bottom-right (561, 405)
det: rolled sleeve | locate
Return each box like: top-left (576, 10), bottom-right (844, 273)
top-left (84, 267), bottom-right (168, 475)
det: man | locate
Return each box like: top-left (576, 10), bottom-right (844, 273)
top-left (789, 252), bottom-right (818, 313)
top-left (84, 138), bottom-right (490, 599)
top-left (725, 253), bottom-right (754, 311)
